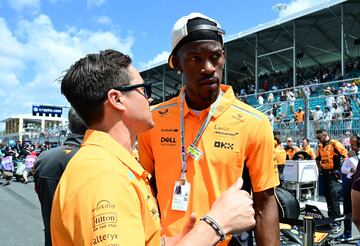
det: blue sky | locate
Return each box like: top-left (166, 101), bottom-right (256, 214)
top-left (0, 0), bottom-right (323, 120)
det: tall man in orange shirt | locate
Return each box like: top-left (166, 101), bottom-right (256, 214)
top-left (316, 129), bottom-right (348, 233)
top-left (51, 49), bottom-right (256, 246)
top-left (138, 13), bottom-right (280, 246)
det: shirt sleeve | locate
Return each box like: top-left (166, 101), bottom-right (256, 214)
top-left (246, 115), bottom-right (279, 192)
top-left (138, 130), bottom-right (155, 174)
top-left (341, 158), bottom-right (352, 175)
top-left (333, 140), bottom-right (348, 158)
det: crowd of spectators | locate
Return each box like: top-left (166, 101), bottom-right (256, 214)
top-left (0, 140), bottom-right (54, 185)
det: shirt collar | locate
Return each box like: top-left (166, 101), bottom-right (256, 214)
top-left (177, 84), bottom-right (236, 119)
top-left (82, 129), bottom-right (150, 179)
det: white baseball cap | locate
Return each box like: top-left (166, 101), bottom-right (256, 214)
top-left (168, 12), bottom-right (225, 69)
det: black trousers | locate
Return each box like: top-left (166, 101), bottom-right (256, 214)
top-left (342, 177), bottom-right (353, 236)
top-left (322, 170), bottom-right (341, 224)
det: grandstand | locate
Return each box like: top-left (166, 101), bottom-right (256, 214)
top-left (139, 0), bottom-right (360, 143)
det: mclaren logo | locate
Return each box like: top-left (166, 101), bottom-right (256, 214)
top-left (214, 141), bottom-right (234, 150)
top-left (232, 113), bottom-right (243, 121)
top-left (158, 109), bottom-right (169, 116)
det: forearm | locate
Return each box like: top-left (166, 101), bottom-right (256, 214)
top-left (175, 220), bottom-right (220, 246)
top-left (254, 189), bottom-right (280, 246)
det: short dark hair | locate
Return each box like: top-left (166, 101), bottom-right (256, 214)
top-left (302, 138), bottom-right (309, 143)
top-left (61, 49), bottom-right (132, 125)
top-left (315, 129), bottom-right (326, 135)
top-left (68, 107), bottom-right (87, 135)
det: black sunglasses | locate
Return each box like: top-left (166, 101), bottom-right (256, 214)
top-left (113, 82), bottom-right (152, 99)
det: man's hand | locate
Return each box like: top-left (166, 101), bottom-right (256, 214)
top-left (164, 213), bottom-right (197, 245)
top-left (207, 178), bottom-right (255, 235)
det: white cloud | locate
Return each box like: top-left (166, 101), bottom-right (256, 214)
top-left (139, 51), bottom-right (170, 69)
top-left (87, 0), bottom-right (106, 8)
top-left (0, 14), bottom-right (134, 120)
top-left (6, 0), bottom-right (40, 12)
top-left (96, 15), bottom-right (111, 25)
top-left (278, 0), bottom-right (327, 17)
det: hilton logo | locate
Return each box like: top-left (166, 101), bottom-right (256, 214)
top-left (92, 213), bottom-right (117, 228)
top-left (214, 141), bottom-right (234, 150)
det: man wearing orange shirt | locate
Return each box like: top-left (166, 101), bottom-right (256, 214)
top-left (139, 13), bottom-right (279, 246)
top-left (51, 50), bottom-right (255, 246)
top-left (301, 138), bottom-right (315, 160)
top-left (274, 136), bottom-right (287, 185)
top-left (316, 129), bottom-right (348, 233)
top-left (295, 107), bottom-right (305, 137)
top-left (284, 137), bottom-right (300, 160)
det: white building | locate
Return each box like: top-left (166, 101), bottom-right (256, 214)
top-left (1, 114), bottom-right (68, 144)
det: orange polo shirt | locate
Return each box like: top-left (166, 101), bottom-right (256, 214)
top-left (295, 111), bottom-right (305, 123)
top-left (286, 146), bottom-right (300, 160)
top-left (316, 140), bottom-right (348, 170)
top-left (138, 85), bottom-right (279, 237)
top-left (302, 145), bottom-right (316, 160)
top-left (51, 130), bottom-right (161, 246)
top-left (275, 146), bottom-right (287, 165)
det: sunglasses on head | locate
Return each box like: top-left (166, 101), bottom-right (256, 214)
top-left (113, 82), bottom-right (152, 99)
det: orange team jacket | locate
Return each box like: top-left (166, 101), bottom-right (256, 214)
top-left (286, 146), bottom-right (300, 160)
top-left (138, 85), bottom-right (279, 237)
top-left (51, 130), bottom-right (161, 246)
top-left (316, 139), bottom-right (348, 170)
top-left (302, 145), bottom-right (316, 160)
top-left (275, 145), bottom-right (287, 165)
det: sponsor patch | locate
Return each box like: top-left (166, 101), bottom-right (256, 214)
top-left (214, 141), bottom-right (234, 150)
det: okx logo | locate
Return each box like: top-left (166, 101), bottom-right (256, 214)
top-left (214, 141), bottom-right (234, 150)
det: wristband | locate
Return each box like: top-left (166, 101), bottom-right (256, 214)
top-left (200, 215), bottom-right (226, 242)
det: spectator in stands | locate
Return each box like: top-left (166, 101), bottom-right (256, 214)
top-left (286, 90), bottom-right (296, 113)
top-left (267, 92), bottom-right (274, 103)
top-left (343, 102), bottom-right (353, 130)
top-left (258, 94), bottom-right (264, 105)
top-left (284, 137), bottom-right (300, 160)
top-left (313, 105), bottom-right (323, 131)
top-left (323, 107), bottom-right (333, 131)
top-left (301, 138), bottom-right (315, 160)
top-left (34, 108), bottom-right (87, 246)
top-left (336, 134), bottom-right (359, 243)
top-left (295, 107), bottom-right (305, 137)
top-left (342, 131), bottom-right (352, 151)
top-left (332, 103), bottom-right (343, 130)
top-left (325, 89), bottom-right (335, 111)
top-left (336, 89), bottom-right (346, 105)
top-left (267, 110), bottom-right (275, 127)
top-left (316, 129), bottom-right (348, 234)
top-left (263, 80), bottom-right (270, 91)
top-left (349, 82), bottom-right (358, 94)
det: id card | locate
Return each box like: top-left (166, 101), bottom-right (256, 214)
top-left (171, 181), bottom-right (190, 211)
top-left (187, 144), bottom-right (203, 160)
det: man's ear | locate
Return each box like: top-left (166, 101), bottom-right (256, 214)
top-left (172, 55), bottom-right (181, 73)
top-left (107, 89), bottom-right (126, 111)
